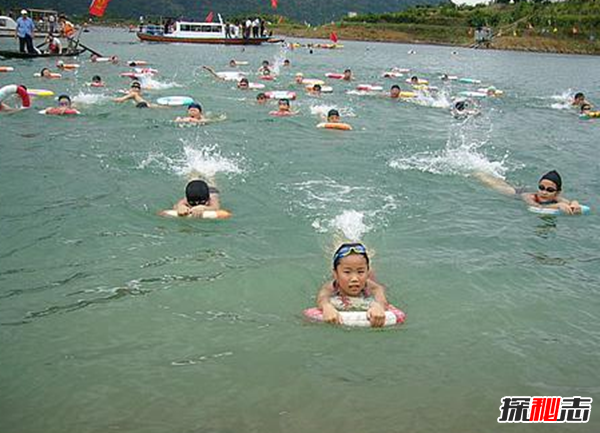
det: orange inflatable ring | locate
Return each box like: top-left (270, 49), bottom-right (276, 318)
top-left (159, 209), bottom-right (232, 219)
top-left (317, 122), bottom-right (352, 131)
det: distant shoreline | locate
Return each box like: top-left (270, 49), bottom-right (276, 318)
top-left (273, 23), bottom-right (600, 56)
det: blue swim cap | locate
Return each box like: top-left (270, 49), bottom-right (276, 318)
top-left (188, 102), bottom-right (202, 111)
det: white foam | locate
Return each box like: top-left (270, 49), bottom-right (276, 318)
top-left (309, 104), bottom-right (356, 118)
top-left (331, 210), bottom-right (370, 242)
top-left (176, 143), bottom-right (242, 178)
top-left (138, 141), bottom-right (243, 178)
top-left (389, 119), bottom-right (509, 178)
top-left (550, 90), bottom-right (574, 110)
top-left (283, 177), bottom-right (399, 237)
top-left (139, 75), bottom-right (182, 90)
top-left (410, 90), bottom-right (452, 109)
top-left (72, 92), bottom-right (110, 105)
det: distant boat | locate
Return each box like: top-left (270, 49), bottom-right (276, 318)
top-left (137, 17), bottom-right (275, 45)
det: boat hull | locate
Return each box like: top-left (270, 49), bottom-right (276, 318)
top-left (137, 32), bottom-right (272, 45)
top-left (0, 49), bottom-right (84, 59)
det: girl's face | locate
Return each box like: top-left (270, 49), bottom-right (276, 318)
top-left (42, 69), bottom-right (51, 78)
top-left (279, 102), bottom-right (290, 112)
top-left (537, 179), bottom-right (560, 201)
top-left (333, 254), bottom-right (369, 297)
top-left (328, 114), bottom-right (340, 123)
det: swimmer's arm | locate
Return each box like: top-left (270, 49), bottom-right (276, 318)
top-left (366, 280), bottom-right (388, 328)
top-left (316, 282), bottom-right (341, 324)
top-left (521, 193), bottom-right (539, 206)
top-left (113, 94), bottom-right (133, 103)
top-left (202, 65), bottom-right (222, 80)
top-left (174, 199), bottom-right (191, 216)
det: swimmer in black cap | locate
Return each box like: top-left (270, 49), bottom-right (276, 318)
top-left (256, 93), bottom-right (267, 105)
top-left (474, 170), bottom-right (583, 214)
top-left (572, 92), bottom-right (591, 109)
top-left (113, 81), bottom-right (148, 105)
top-left (326, 109), bottom-right (340, 123)
top-left (175, 102), bottom-right (205, 123)
top-left (174, 178), bottom-right (221, 217)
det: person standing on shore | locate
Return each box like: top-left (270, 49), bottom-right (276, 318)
top-left (15, 10), bottom-right (35, 54)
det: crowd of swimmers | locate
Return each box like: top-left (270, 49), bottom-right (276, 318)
top-left (0, 50), bottom-right (594, 326)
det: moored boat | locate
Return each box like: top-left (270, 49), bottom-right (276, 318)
top-left (137, 16), bottom-right (276, 45)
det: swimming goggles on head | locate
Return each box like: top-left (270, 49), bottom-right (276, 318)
top-left (333, 243), bottom-right (368, 264)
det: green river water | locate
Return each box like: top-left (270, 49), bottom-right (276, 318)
top-left (1, 27), bottom-right (599, 433)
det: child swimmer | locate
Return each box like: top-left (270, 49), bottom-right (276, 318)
top-left (316, 243), bottom-right (389, 327)
top-left (474, 170), bottom-right (583, 215)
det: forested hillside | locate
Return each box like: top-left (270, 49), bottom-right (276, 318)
top-left (0, 0), bottom-right (445, 24)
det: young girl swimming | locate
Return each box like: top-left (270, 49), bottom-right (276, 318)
top-left (475, 170), bottom-right (583, 215)
top-left (315, 243), bottom-right (389, 327)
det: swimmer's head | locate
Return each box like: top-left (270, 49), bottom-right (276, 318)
top-left (256, 93), bottom-right (267, 104)
top-left (581, 103), bottom-right (592, 113)
top-left (262, 60), bottom-right (270, 67)
top-left (441, 74), bottom-right (449, 81)
top-left (136, 101), bottom-right (149, 109)
top-left (56, 60), bottom-right (65, 69)
top-left (283, 59), bottom-right (290, 66)
top-left (539, 170), bottom-right (562, 193)
top-left (574, 92), bottom-right (585, 103)
top-left (40, 68), bottom-right (51, 77)
top-left (57, 94), bottom-right (71, 107)
top-left (92, 75), bottom-right (102, 83)
top-left (229, 59), bottom-right (236, 67)
top-left (312, 84), bottom-right (322, 92)
top-left (332, 243), bottom-right (370, 295)
top-left (390, 85), bottom-right (401, 98)
top-left (295, 73), bottom-right (304, 84)
top-left (343, 69), bottom-right (352, 80)
top-left (238, 78), bottom-right (249, 89)
top-left (327, 109), bottom-right (340, 122)
top-left (130, 81), bottom-right (142, 92)
top-left (187, 102), bottom-right (202, 118)
top-left (410, 76), bottom-right (419, 84)
top-left (185, 179), bottom-right (210, 206)
top-left (454, 100), bottom-right (466, 111)
top-left (278, 98), bottom-right (290, 111)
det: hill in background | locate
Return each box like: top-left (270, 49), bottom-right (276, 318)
top-left (0, 0), bottom-right (445, 24)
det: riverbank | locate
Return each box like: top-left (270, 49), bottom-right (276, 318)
top-left (274, 22), bottom-right (600, 56)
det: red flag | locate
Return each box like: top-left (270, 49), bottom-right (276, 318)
top-left (205, 11), bottom-right (214, 23)
top-left (271, 0), bottom-right (278, 9)
top-left (330, 31), bottom-right (338, 43)
top-left (89, 0), bottom-right (111, 17)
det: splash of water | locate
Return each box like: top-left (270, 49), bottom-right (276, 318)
top-left (139, 75), bottom-right (182, 90)
top-left (72, 92), bottom-right (111, 105)
top-left (550, 90), bottom-right (574, 110)
top-left (409, 89), bottom-right (452, 109)
top-left (138, 141), bottom-right (243, 178)
top-left (389, 117), bottom-right (509, 178)
top-left (331, 210), bottom-right (370, 242)
top-left (309, 104), bottom-right (356, 118)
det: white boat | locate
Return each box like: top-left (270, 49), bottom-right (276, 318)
top-left (0, 16), bottom-right (17, 37)
top-left (137, 15), bottom-right (279, 45)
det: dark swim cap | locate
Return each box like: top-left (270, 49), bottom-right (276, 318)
top-left (136, 101), bottom-right (149, 108)
top-left (455, 101), bottom-right (466, 111)
top-left (185, 180), bottom-right (210, 206)
top-left (188, 102), bottom-right (202, 111)
top-left (327, 109), bottom-right (340, 117)
top-left (540, 170), bottom-right (562, 191)
top-left (58, 94), bottom-right (71, 103)
top-left (391, 85), bottom-right (401, 91)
